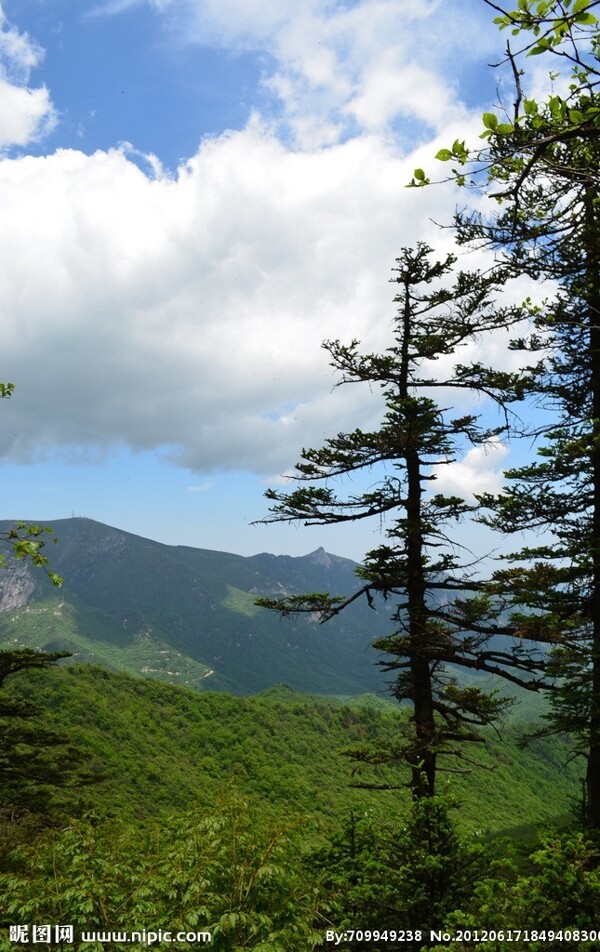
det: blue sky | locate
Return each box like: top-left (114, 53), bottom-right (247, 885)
top-left (0, 0), bottom-right (547, 559)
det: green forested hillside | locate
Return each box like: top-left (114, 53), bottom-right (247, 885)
top-left (0, 518), bottom-right (391, 696)
top-left (9, 662), bottom-right (582, 831)
top-left (0, 653), bottom-right (591, 952)
top-left (0, 526), bottom-right (590, 952)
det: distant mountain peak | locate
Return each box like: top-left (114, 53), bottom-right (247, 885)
top-left (0, 517), bottom-right (384, 696)
top-left (307, 546), bottom-right (332, 568)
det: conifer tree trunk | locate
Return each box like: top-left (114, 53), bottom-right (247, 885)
top-left (585, 188), bottom-right (600, 826)
top-left (398, 277), bottom-right (436, 798)
top-left (256, 244), bottom-right (552, 800)
top-left (405, 465), bottom-right (436, 797)
top-left (436, 7), bottom-right (600, 822)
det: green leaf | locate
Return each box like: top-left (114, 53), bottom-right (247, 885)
top-left (452, 139), bottom-right (469, 159)
top-left (409, 168), bottom-right (430, 186)
top-left (435, 148), bottom-right (453, 161)
top-left (482, 112), bottom-right (499, 130)
top-left (528, 36), bottom-right (552, 55)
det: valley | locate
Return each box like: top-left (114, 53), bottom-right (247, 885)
top-left (0, 518), bottom-right (390, 696)
top-left (0, 518), bottom-right (590, 951)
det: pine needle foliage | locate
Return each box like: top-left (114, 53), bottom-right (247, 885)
top-left (432, 0), bottom-right (600, 827)
top-left (257, 244), bottom-right (553, 800)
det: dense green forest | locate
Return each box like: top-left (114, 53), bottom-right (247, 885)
top-left (0, 662), bottom-right (591, 951)
top-left (0, 517), bottom-right (391, 697)
top-left (0, 663), bottom-right (582, 826)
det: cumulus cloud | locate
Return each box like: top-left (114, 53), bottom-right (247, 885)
top-left (0, 0), bottom-right (530, 493)
top-left (199, 0), bottom-right (494, 145)
top-left (92, 0), bottom-right (496, 147)
top-left (430, 441), bottom-right (510, 502)
top-left (346, 56), bottom-right (465, 133)
top-left (0, 7), bottom-right (44, 80)
top-left (0, 5), bottom-right (56, 147)
top-left (0, 122), bottom-right (504, 476)
top-left (0, 80), bottom-right (55, 147)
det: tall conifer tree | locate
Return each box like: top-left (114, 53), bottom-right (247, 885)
top-left (427, 0), bottom-right (600, 825)
top-left (257, 244), bottom-right (552, 799)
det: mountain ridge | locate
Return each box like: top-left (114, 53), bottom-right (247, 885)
top-left (0, 517), bottom-right (390, 696)
top-left (7, 661), bottom-right (581, 830)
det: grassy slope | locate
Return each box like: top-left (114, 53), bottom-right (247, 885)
top-left (10, 662), bottom-right (583, 832)
top-left (0, 517), bottom-right (390, 697)
top-left (0, 586), bottom-right (384, 696)
top-left (0, 597), bottom-right (220, 689)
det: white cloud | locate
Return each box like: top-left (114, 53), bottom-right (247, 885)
top-left (346, 57), bottom-right (465, 132)
top-left (0, 5), bottom-right (56, 147)
top-left (93, 0), bottom-right (497, 147)
top-left (0, 123), bottom-right (495, 476)
top-left (0, 6), bottom-right (44, 80)
top-left (430, 441), bottom-right (510, 502)
top-left (0, 0), bottom-right (533, 490)
top-left (0, 79), bottom-right (55, 147)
